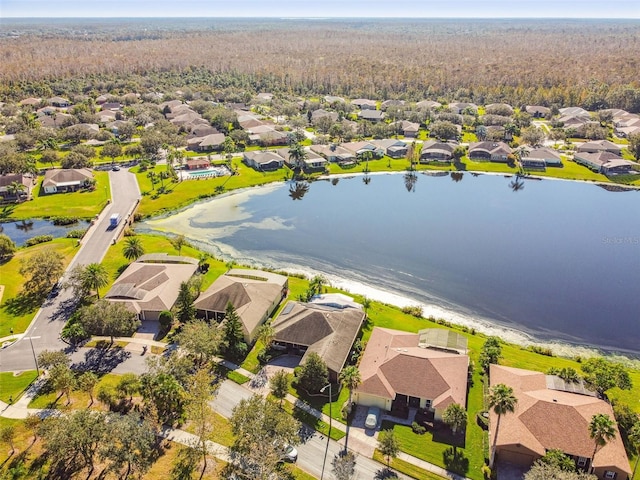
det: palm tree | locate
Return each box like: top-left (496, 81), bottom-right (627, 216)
top-left (339, 365), bottom-right (362, 453)
top-left (509, 175), bottom-right (525, 192)
top-left (442, 403), bottom-right (468, 452)
top-left (629, 422), bottom-right (640, 479)
top-left (404, 171), bottom-right (418, 193)
top-left (6, 181), bottom-right (26, 203)
top-left (147, 171), bottom-right (157, 190)
top-left (288, 141), bottom-right (308, 173)
top-left (488, 383), bottom-right (518, 467)
top-left (589, 413), bottom-right (616, 472)
top-left (82, 263), bottom-right (109, 299)
top-left (122, 237), bottom-right (145, 261)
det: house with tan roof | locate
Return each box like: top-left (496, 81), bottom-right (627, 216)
top-left (275, 148), bottom-right (327, 170)
top-left (420, 140), bottom-right (458, 163)
top-left (194, 269), bottom-right (288, 344)
top-left (574, 151), bottom-right (635, 175)
top-left (0, 174), bottom-right (36, 202)
top-left (354, 327), bottom-right (469, 420)
top-left (310, 144), bottom-right (356, 164)
top-left (271, 295), bottom-right (366, 382)
top-left (489, 365), bottom-right (630, 480)
top-left (42, 168), bottom-right (94, 194)
top-left (242, 150), bottom-right (285, 171)
top-left (520, 147), bottom-right (563, 169)
top-left (105, 254), bottom-right (199, 321)
top-left (468, 141), bottom-right (512, 162)
top-left (577, 140), bottom-right (622, 155)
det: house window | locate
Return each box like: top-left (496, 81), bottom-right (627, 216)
top-left (424, 400), bottom-right (432, 408)
top-left (577, 457), bottom-right (588, 467)
top-left (604, 471), bottom-right (616, 479)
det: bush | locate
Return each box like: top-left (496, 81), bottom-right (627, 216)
top-left (528, 345), bottom-right (554, 356)
top-left (476, 411), bottom-right (489, 430)
top-left (411, 421), bottom-right (426, 434)
top-left (158, 310), bottom-right (173, 331)
top-left (401, 305), bottom-right (423, 318)
top-left (24, 235), bottom-right (53, 247)
top-left (481, 464), bottom-right (492, 480)
top-left (52, 216), bottom-right (79, 226)
top-left (66, 229), bottom-right (86, 239)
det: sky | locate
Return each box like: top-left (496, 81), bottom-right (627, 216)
top-left (1, 0), bottom-right (639, 18)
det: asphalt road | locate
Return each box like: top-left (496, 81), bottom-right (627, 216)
top-left (0, 169), bottom-right (141, 373)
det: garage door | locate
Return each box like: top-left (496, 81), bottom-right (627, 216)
top-left (498, 449), bottom-right (535, 466)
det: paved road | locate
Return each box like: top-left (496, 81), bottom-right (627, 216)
top-left (0, 169), bottom-right (140, 373)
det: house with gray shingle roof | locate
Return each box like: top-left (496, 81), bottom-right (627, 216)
top-left (42, 168), bottom-right (94, 194)
top-left (468, 141), bottom-right (512, 162)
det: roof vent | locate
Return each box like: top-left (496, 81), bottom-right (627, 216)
top-left (552, 399), bottom-right (557, 402)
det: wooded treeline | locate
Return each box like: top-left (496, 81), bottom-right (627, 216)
top-left (1, 19), bottom-right (639, 111)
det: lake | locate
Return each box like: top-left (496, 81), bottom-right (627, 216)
top-left (141, 172), bottom-right (640, 355)
top-left (1, 219), bottom-right (87, 246)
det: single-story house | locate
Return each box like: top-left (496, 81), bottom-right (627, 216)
top-left (420, 140), bottom-right (457, 162)
top-left (310, 144), bottom-right (356, 164)
top-left (194, 269), bottom-right (288, 344)
top-left (525, 106), bottom-right (551, 118)
top-left (341, 141), bottom-right (384, 159)
top-left (359, 110), bottom-right (385, 122)
top-left (247, 125), bottom-right (289, 146)
top-left (577, 140), bottom-right (622, 155)
top-left (0, 174), bottom-right (36, 201)
top-left (381, 100), bottom-right (406, 111)
top-left (42, 168), bottom-right (94, 194)
top-left (243, 150), bottom-right (285, 171)
top-left (101, 102), bottom-right (121, 111)
top-left (187, 133), bottom-right (226, 152)
top-left (20, 97), bottom-right (42, 107)
top-left (311, 109), bottom-right (339, 124)
top-left (275, 148), bottom-right (327, 170)
top-left (449, 102), bottom-right (477, 114)
top-left (351, 98), bottom-right (377, 110)
top-left (105, 254), bottom-right (199, 321)
top-left (238, 114), bottom-right (264, 129)
top-left (271, 295), bottom-right (366, 382)
top-left (159, 99), bottom-right (183, 112)
top-left (324, 95), bottom-right (345, 104)
top-left (520, 147), bottom-right (563, 168)
top-left (574, 151), bottom-right (635, 175)
top-left (468, 141), bottom-right (512, 162)
top-left (615, 125), bottom-right (640, 138)
top-left (354, 327), bottom-right (469, 420)
top-left (372, 139), bottom-right (408, 158)
top-left (184, 158), bottom-right (211, 170)
top-left (559, 107), bottom-right (590, 117)
top-left (47, 96), bottom-right (71, 108)
top-left (416, 100), bottom-right (442, 110)
top-left (38, 112), bottom-right (72, 129)
top-left (489, 365), bottom-right (631, 480)
top-left (390, 120), bottom-right (420, 137)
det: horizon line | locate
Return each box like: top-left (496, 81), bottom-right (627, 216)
top-left (2, 15), bottom-right (638, 20)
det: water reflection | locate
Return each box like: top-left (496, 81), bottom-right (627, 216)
top-left (451, 172), bottom-right (464, 183)
top-left (362, 174), bottom-right (371, 185)
top-left (288, 181), bottom-right (310, 201)
top-left (15, 220), bottom-right (34, 232)
top-left (509, 175), bottom-right (525, 192)
top-left (403, 171), bottom-right (418, 193)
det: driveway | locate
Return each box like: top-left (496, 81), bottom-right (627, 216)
top-left (247, 354), bottom-right (301, 395)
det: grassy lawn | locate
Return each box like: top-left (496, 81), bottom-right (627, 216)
top-left (0, 238), bottom-right (79, 337)
top-left (28, 371), bottom-right (121, 409)
top-left (373, 450), bottom-right (448, 480)
top-left (280, 398), bottom-right (346, 441)
top-left (0, 171), bottom-right (111, 221)
top-left (0, 371), bottom-right (38, 403)
top-left (183, 411), bottom-right (236, 447)
top-left (525, 160), bottom-right (609, 183)
top-left (213, 363), bottom-right (250, 385)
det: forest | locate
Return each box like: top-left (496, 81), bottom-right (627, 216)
top-left (1, 18), bottom-right (639, 111)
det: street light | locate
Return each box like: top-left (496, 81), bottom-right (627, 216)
top-left (27, 336), bottom-right (40, 376)
top-left (320, 383), bottom-right (332, 480)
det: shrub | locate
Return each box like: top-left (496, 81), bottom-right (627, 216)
top-left (481, 464), bottom-right (492, 479)
top-left (66, 229), bottom-right (86, 239)
top-left (476, 411), bottom-right (489, 430)
top-left (411, 421), bottom-right (426, 434)
top-left (24, 235), bottom-right (53, 247)
top-left (401, 305), bottom-right (423, 318)
top-left (52, 216), bottom-right (79, 226)
top-left (528, 345), bottom-right (554, 356)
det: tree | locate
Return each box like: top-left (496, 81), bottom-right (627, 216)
top-left (78, 299), bottom-right (141, 342)
top-left (6, 181), bottom-right (26, 202)
top-left (100, 412), bottom-right (156, 479)
top-left (547, 366), bottom-right (581, 384)
top-left (170, 234), bottom-right (188, 255)
top-left (37, 349), bottom-right (70, 370)
top-left (520, 126), bottom-right (545, 146)
top-left (222, 302), bottom-right (247, 361)
top-left (81, 262), bottom-right (109, 298)
top-left (539, 449), bottom-right (576, 472)
top-left (77, 371), bottom-right (99, 406)
top-left (629, 422), bottom-right (640, 479)
top-left (61, 151), bottom-right (91, 169)
top-left (442, 403), bottom-right (468, 440)
top-left (628, 133), bottom-right (640, 161)
top-left (524, 461), bottom-right (597, 480)
top-left (175, 280), bottom-right (196, 324)
top-left (140, 371), bottom-right (187, 426)
top-left (19, 248), bottom-right (64, 296)
top-left (186, 368), bottom-right (217, 477)
top-left (581, 357), bottom-right (632, 395)
top-left (0, 424), bottom-right (16, 455)
top-left (24, 413), bottom-right (41, 445)
top-left (479, 336), bottom-right (502, 373)
top-left (378, 429), bottom-right (400, 467)
top-left (122, 236), bottom-right (145, 261)
top-left (332, 451), bottom-right (357, 480)
top-left (0, 234), bottom-right (16, 260)
top-left (49, 363), bottom-right (76, 405)
top-left (339, 366), bottom-right (361, 410)
top-left (256, 323), bottom-right (275, 350)
top-left (297, 351), bottom-right (329, 393)
top-left (40, 149), bottom-right (59, 167)
top-left (229, 394), bottom-right (300, 480)
top-left (175, 319), bottom-right (222, 366)
top-left (116, 372), bottom-right (141, 403)
top-left (269, 369), bottom-right (290, 407)
top-left (159, 310), bottom-right (174, 331)
top-left (488, 383), bottom-right (518, 467)
top-left (589, 413), bottom-right (616, 468)
top-left (430, 120), bottom-right (459, 140)
top-left (288, 141), bottom-right (308, 172)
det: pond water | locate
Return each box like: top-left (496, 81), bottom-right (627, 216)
top-left (1, 219), bottom-right (87, 246)
top-left (141, 172), bottom-right (640, 355)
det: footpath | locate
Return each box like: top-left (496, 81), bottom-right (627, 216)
top-left (0, 336), bottom-right (472, 480)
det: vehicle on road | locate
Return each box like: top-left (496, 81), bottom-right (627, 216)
top-left (109, 213), bottom-right (122, 227)
top-left (365, 406), bottom-right (380, 429)
top-left (282, 444), bottom-right (298, 463)
top-left (112, 165), bottom-right (121, 171)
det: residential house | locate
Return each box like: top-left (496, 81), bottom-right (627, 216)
top-left (354, 327), bottom-right (469, 420)
top-left (351, 99), bottom-right (377, 110)
top-left (324, 95), bottom-right (345, 104)
top-left (101, 102), bottom-right (122, 112)
top-left (372, 139), bottom-right (408, 158)
top-left (246, 125), bottom-right (289, 146)
top-left (37, 112), bottom-right (72, 129)
top-left (159, 99), bottom-right (183, 112)
top-left (194, 269), bottom-right (288, 344)
top-left (271, 294), bottom-right (366, 382)
top-left (573, 152), bottom-right (635, 175)
top-left (98, 110), bottom-right (118, 123)
top-left (525, 106), bottom-right (551, 118)
top-left (310, 144), bottom-right (356, 164)
top-left (189, 125), bottom-right (220, 138)
top-left (19, 97), bottom-right (42, 107)
top-left (186, 133), bottom-right (226, 152)
top-left (489, 365), bottom-right (631, 480)
top-left (390, 120), bottom-right (420, 137)
top-left (238, 114), bottom-right (265, 130)
top-left (468, 141), bottom-right (512, 162)
top-left (359, 110), bottom-right (385, 122)
top-left (0, 174), bottom-right (36, 202)
top-left (449, 102), bottom-right (478, 114)
top-left (381, 100), bottom-right (406, 111)
top-left (184, 158), bottom-right (211, 171)
top-left (95, 94), bottom-right (110, 105)
top-left (577, 140), bottom-right (622, 155)
top-left (255, 92), bottom-right (274, 103)
top-left (42, 168), bottom-right (94, 194)
top-left (520, 147), bottom-right (563, 168)
top-left (243, 150), bottom-right (285, 171)
top-left (47, 96), bottom-right (71, 108)
top-left (420, 140), bottom-right (458, 163)
top-left (275, 148), bottom-right (327, 170)
top-left (416, 100), bottom-right (442, 110)
top-left (559, 107), bottom-right (590, 117)
top-left (105, 254), bottom-right (199, 321)
top-left (311, 109), bottom-right (339, 125)
top-left (341, 141), bottom-right (384, 159)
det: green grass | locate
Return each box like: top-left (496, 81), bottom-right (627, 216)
top-left (183, 411), bottom-right (236, 447)
top-left (0, 371), bottom-right (38, 403)
top-left (0, 238), bottom-right (79, 337)
top-left (213, 363), bottom-right (250, 385)
top-left (373, 450), bottom-right (448, 480)
top-left (0, 171), bottom-right (111, 221)
top-left (280, 398), bottom-right (346, 441)
top-left (28, 372), bottom-right (121, 409)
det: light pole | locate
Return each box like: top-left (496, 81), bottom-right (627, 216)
top-left (320, 383), bottom-right (332, 480)
top-left (27, 336), bottom-right (40, 376)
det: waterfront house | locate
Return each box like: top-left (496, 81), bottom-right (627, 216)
top-left (577, 140), bottom-right (622, 155)
top-left (0, 174), bottom-right (36, 202)
top-left (420, 140), bottom-right (458, 163)
top-left (372, 139), bottom-right (408, 158)
top-left (242, 150), bottom-right (285, 171)
top-left (573, 151), bottom-right (635, 175)
top-left (520, 147), bottom-right (563, 168)
top-left (42, 168), bottom-right (94, 194)
top-left (275, 148), bottom-right (327, 170)
top-left (468, 141), bottom-right (512, 162)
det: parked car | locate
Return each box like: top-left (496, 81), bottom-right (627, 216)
top-left (365, 406), bottom-right (380, 429)
top-left (282, 444), bottom-right (298, 463)
top-left (112, 165), bottom-right (121, 171)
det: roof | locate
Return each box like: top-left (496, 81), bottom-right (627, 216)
top-left (195, 269), bottom-right (287, 337)
top-left (422, 140), bottom-right (457, 155)
top-left (105, 255), bottom-right (198, 314)
top-left (372, 139), bottom-right (408, 150)
top-left (356, 327), bottom-right (468, 409)
top-left (42, 168), bottom-right (93, 188)
top-left (416, 100), bottom-right (442, 110)
top-left (272, 300), bottom-right (365, 374)
top-left (359, 110), bottom-right (385, 121)
top-left (489, 365), bottom-right (630, 474)
top-left (244, 150), bottom-right (285, 166)
top-left (574, 151), bottom-right (631, 168)
top-left (522, 147), bottom-right (562, 161)
top-left (185, 158), bottom-right (211, 168)
top-left (469, 141), bottom-right (511, 156)
top-left (417, 328), bottom-right (468, 354)
top-left (0, 174), bottom-right (34, 190)
top-left (577, 140), bottom-right (622, 153)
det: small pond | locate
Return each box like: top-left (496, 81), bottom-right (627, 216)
top-left (0, 219), bottom-right (89, 246)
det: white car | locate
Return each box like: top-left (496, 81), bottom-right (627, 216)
top-left (282, 444), bottom-right (298, 462)
top-left (365, 407), bottom-right (380, 429)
